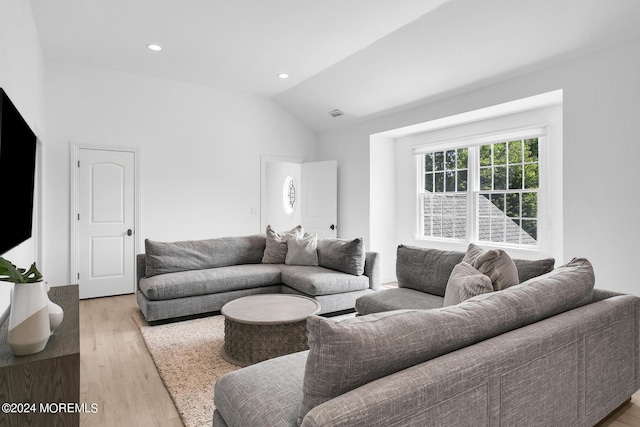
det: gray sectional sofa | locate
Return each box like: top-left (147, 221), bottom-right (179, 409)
top-left (136, 234), bottom-right (380, 322)
top-left (213, 253), bottom-right (640, 426)
top-left (356, 244), bottom-right (556, 315)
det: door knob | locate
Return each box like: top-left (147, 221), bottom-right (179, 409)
top-left (330, 224), bottom-right (335, 230)
top-left (127, 229), bottom-right (133, 236)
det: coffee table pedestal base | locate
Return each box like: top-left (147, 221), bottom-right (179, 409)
top-left (221, 318), bottom-right (309, 367)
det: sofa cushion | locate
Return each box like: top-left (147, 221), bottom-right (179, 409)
top-left (299, 258), bottom-right (595, 421)
top-left (262, 225), bottom-right (304, 264)
top-left (286, 233), bottom-right (318, 266)
top-left (144, 235), bottom-right (266, 277)
top-left (355, 288), bottom-right (444, 315)
top-left (281, 265), bottom-right (370, 296)
top-left (316, 237), bottom-right (366, 276)
top-left (513, 257), bottom-right (555, 283)
top-left (462, 243), bottom-right (519, 291)
top-left (442, 262), bottom-right (493, 306)
top-left (215, 351), bottom-right (308, 427)
top-left (396, 245), bottom-right (465, 296)
top-left (139, 264), bottom-right (282, 300)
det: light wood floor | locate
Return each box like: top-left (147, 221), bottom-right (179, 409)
top-left (79, 293), bottom-right (182, 427)
top-left (78, 293), bottom-right (640, 427)
top-left (600, 397), bottom-right (640, 427)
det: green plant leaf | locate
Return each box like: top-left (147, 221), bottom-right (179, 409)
top-left (22, 263), bottom-right (43, 283)
top-left (0, 257), bottom-right (25, 283)
top-left (0, 257), bottom-right (43, 283)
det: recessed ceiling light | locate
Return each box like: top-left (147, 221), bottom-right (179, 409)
top-left (277, 73), bottom-right (290, 79)
top-left (147, 44), bottom-right (163, 52)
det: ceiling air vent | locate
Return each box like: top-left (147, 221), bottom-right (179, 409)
top-left (328, 109), bottom-right (344, 118)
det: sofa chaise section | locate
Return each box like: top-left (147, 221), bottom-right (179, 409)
top-left (356, 244), bottom-right (555, 315)
top-left (279, 251), bottom-right (380, 314)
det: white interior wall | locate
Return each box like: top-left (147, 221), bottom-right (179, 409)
top-left (319, 40), bottom-right (640, 295)
top-left (316, 124), bottom-right (373, 245)
top-left (369, 136), bottom-right (396, 282)
top-left (0, 0), bottom-right (46, 321)
top-left (43, 63), bottom-right (317, 287)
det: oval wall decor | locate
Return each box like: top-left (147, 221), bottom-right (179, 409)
top-left (283, 176), bottom-right (297, 215)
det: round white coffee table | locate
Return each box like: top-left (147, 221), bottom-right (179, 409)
top-left (220, 294), bottom-right (321, 367)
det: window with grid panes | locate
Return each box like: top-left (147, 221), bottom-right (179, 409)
top-left (418, 135), bottom-right (541, 248)
top-left (422, 148), bottom-right (468, 239)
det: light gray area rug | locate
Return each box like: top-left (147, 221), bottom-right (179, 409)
top-left (132, 313), bottom-right (238, 427)
top-left (133, 311), bottom-right (356, 427)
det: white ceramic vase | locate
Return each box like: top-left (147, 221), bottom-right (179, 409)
top-left (46, 282), bottom-right (64, 334)
top-left (7, 282), bottom-right (51, 356)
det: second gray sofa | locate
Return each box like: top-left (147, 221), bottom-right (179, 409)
top-left (355, 244), bottom-right (555, 315)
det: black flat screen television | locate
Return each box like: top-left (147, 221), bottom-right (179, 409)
top-left (0, 88), bottom-right (38, 255)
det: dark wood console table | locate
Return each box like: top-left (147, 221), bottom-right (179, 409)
top-left (0, 284), bottom-right (80, 427)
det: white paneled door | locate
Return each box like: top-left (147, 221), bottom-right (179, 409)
top-left (302, 160), bottom-right (337, 237)
top-left (77, 148), bottom-right (136, 299)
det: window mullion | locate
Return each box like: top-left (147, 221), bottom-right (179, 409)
top-left (536, 136), bottom-right (545, 249)
top-left (467, 146), bottom-right (478, 242)
top-left (417, 154), bottom-right (425, 238)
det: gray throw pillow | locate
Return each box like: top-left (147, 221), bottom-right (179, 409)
top-left (285, 233), bottom-right (318, 266)
top-left (442, 262), bottom-right (493, 306)
top-left (316, 237), bottom-right (365, 276)
top-left (298, 257), bottom-right (595, 422)
top-left (462, 243), bottom-right (519, 291)
top-left (261, 225), bottom-right (303, 264)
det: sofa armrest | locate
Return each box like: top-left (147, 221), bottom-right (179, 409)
top-left (136, 254), bottom-right (146, 289)
top-left (592, 287), bottom-right (626, 302)
top-left (364, 252), bottom-right (380, 291)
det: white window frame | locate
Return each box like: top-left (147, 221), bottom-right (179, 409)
top-left (414, 125), bottom-right (548, 251)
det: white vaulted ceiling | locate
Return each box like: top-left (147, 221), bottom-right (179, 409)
top-left (30, 0), bottom-right (640, 133)
top-left (29, 0), bottom-right (448, 95)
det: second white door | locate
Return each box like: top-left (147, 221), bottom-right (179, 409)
top-left (262, 159), bottom-right (337, 237)
top-left (301, 160), bottom-right (337, 238)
